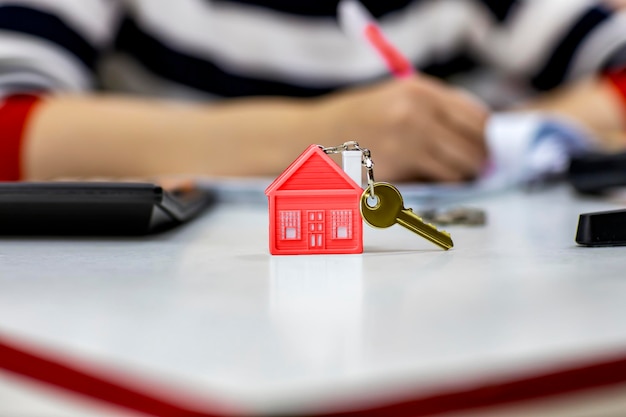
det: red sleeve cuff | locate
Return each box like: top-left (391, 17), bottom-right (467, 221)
top-left (0, 94), bottom-right (42, 181)
top-left (605, 68), bottom-right (626, 120)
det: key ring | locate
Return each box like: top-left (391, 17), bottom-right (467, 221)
top-left (320, 141), bottom-right (376, 199)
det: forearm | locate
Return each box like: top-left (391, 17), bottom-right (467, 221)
top-left (22, 76), bottom-right (489, 183)
top-left (23, 94), bottom-right (329, 180)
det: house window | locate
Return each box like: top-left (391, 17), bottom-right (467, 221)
top-left (279, 210), bottom-right (301, 240)
top-left (331, 210), bottom-right (352, 239)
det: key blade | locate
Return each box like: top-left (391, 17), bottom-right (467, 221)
top-left (396, 209), bottom-right (454, 250)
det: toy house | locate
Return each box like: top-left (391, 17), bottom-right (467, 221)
top-left (265, 144), bottom-right (363, 255)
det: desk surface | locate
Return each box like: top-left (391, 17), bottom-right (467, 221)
top-left (1, 185), bottom-right (626, 416)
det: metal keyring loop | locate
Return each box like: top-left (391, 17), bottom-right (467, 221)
top-left (321, 141), bottom-right (376, 198)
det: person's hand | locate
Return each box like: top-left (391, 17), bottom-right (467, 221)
top-left (523, 76), bottom-right (626, 151)
top-left (314, 76), bottom-right (489, 182)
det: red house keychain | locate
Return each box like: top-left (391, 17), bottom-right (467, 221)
top-left (265, 143), bottom-right (366, 255)
top-left (266, 142), bottom-right (453, 255)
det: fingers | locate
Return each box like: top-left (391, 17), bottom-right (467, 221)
top-left (440, 90), bottom-right (489, 153)
top-left (402, 79), bottom-right (489, 181)
top-left (423, 121), bottom-right (488, 179)
top-left (419, 77), bottom-right (489, 152)
top-left (390, 81), bottom-right (487, 182)
top-left (380, 122), bottom-right (486, 182)
top-left (410, 152), bottom-right (468, 182)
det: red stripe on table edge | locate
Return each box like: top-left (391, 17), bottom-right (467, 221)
top-left (0, 337), bottom-right (240, 417)
top-left (2, 335), bottom-right (626, 417)
top-left (317, 354), bottom-right (626, 417)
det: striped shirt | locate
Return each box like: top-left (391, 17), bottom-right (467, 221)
top-left (0, 0), bottom-right (626, 181)
top-left (0, 0), bottom-right (625, 103)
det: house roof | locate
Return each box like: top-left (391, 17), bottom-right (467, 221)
top-left (265, 144), bottom-right (363, 195)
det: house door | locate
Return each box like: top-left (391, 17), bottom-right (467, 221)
top-left (308, 210), bottom-right (324, 249)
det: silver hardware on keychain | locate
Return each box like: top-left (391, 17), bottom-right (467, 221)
top-left (320, 141), bottom-right (376, 198)
top-left (321, 142), bottom-right (454, 250)
top-left (419, 207), bottom-right (487, 226)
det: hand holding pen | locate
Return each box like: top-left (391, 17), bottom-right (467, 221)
top-left (315, 0), bottom-right (489, 182)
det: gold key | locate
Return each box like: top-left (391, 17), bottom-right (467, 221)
top-left (360, 182), bottom-right (454, 250)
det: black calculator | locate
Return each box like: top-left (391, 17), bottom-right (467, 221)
top-left (0, 181), bottom-right (216, 235)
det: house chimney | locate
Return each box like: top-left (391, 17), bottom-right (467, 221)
top-left (342, 150), bottom-right (363, 188)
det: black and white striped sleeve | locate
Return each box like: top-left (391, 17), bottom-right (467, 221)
top-left (467, 0), bottom-right (626, 90)
top-left (0, 0), bottom-right (121, 96)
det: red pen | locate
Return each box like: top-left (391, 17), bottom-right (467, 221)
top-left (338, 0), bottom-right (415, 79)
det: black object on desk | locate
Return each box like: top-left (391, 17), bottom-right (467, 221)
top-left (568, 151), bottom-right (626, 246)
top-left (567, 151), bottom-right (626, 195)
top-left (0, 181), bottom-right (216, 235)
top-left (576, 209), bottom-right (626, 246)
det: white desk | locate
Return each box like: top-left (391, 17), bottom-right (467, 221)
top-left (1, 185), bottom-right (626, 416)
